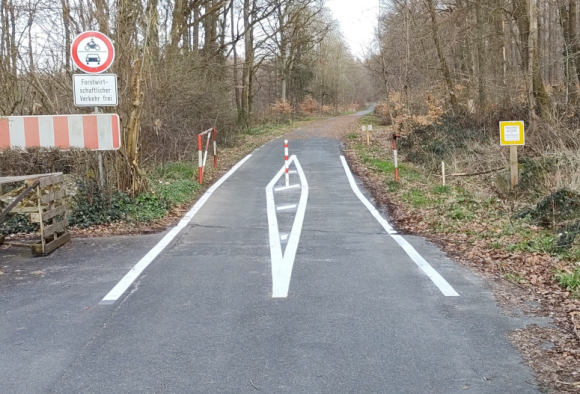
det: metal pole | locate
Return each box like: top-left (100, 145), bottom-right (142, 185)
top-left (98, 152), bottom-right (105, 188)
top-left (442, 161), bottom-right (446, 186)
top-left (94, 107), bottom-right (105, 188)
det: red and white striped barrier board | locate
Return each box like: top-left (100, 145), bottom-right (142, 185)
top-left (0, 114), bottom-right (121, 151)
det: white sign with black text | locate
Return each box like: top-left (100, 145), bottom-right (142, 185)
top-left (73, 74), bottom-right (118, 107)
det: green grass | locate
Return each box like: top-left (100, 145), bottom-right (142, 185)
top-left (155, 162), bottom-right (197, 180)
top-left (447, 206), bottom-right (473, 220)
top-left (359, 114), bottom-right (380, 127)
top-left (404, 188), bottom-right (429, 207)
top-left (431, 185), bottom-right (452, 195)
top-left (555, 267), bottom-right (580, 291)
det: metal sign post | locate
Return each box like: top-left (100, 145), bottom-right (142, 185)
top-left (71, 31), bottom-right (118, 189)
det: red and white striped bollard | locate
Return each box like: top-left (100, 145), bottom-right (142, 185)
top-left (213, 127), bottom-right (217, 168)
top-left (284, 140), bottom-right (289, 187)
top-left (198, 133), bottom-right (203, 184)
top-left (393, 133), bottom-right (400, 182)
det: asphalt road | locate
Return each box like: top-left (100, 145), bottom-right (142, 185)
top-left (0, 111), bottom-right (547, 393)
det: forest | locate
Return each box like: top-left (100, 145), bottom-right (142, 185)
top-left (369, 0), bottom-right (580, 161)
top-left (0, 0), bottom-right (373, 198)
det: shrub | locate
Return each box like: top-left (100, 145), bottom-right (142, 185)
top-left (271, 101), bottom-right (293, 115)
top-left (299, 95), bottom-right (321, 114)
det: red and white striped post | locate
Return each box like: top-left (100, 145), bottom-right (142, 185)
top-left (197, 127), bottom-right (218, 184)
top-left (284, 140), bottom-right (290, 187)
top-left (198, 133), bottom-right (203, 184)
top-left (213, 127), bottom-right (217, 169)
top-left (393, 133), bottom-right (400, 182)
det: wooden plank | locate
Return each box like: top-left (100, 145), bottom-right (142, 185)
top-left (43, 218), bottom-right (68, 238)
top-left (31, 205), bottom-right (66, 223)
top-left (12, 207), bottom-right (41, 214)
top-left (38, 174), bottom-right (64, 188)
top-left (41, 189), bottom-right (66, 205)
top-left (8, 242), bottom-right (34, 248)
top-left (32, 232), bottom-right (70, 255)
top-left (0, 173), bottom-right (61, 185)
top-left (0, 180), bottom-right (40, 222)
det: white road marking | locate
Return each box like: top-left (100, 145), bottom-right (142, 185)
top-left (277, 204), bottom-right (297, 211)
top-left (339, 156), bottom-right (459, 297)
top-left (99, 154), bottom-right (253, 305)
top-left (275, 184), bottom-right (300, 192)
top-left (266, 155), bottom-right (309, 298)
top-left (280, 234), bottom-right (289, 241)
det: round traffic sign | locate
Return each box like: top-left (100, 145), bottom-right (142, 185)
top-left (71, 31), bottom-right (115, 74)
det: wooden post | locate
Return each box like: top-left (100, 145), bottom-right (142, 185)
top-left (510, 146), bottom-right (518, 188)
top-left (442, 161), bottom-right (446, 186)
top-left (362, 125), bottom-right (367, 145)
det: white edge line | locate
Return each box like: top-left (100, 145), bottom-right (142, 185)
top-left (99, 154), bottom-right (253, 305)
top-left (339, 156), bottom-right (459, 297)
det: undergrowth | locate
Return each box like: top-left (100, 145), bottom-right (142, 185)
top-left (2, 161), bottom-right (202, 232)
top-left (350, 114), bottom-right (580, 291)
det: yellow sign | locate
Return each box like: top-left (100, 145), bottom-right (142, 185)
top-left (499, 121), bottom-right (525, 146)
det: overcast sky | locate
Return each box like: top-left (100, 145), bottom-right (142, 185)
top-left (326, 0), bottom-right (379, 58)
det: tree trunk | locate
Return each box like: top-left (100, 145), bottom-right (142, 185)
top-left (193, 7), bottom-right (200, 54)
top-left (475, 0), bottom-right (486, 110)
top-left (231, 0), bottom-right (241, 113)
top-left (61, 0), bottom-right (71, 69)
top-left (559, 2), bottom-right (579, 105)
top-left (169, 0), bottom-right (186, 53)
top-left (146, 0), bottom-right (159, 59)
top-left (115, 0), bottom-right (147, 195)
top-left (513, 0), bottom-right (551, 117)
top-left (570, 0), bottom-right (580, 100)
top-left (426, 0), bottom-right (459, 113)
top-left (238, 0), bottom-right (256, 127)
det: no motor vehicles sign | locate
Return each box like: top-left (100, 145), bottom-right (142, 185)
top-left (71, 31), bottom-right (115, 74)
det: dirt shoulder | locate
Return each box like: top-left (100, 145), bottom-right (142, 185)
top-left (342, 119), bottom-right (580, 393)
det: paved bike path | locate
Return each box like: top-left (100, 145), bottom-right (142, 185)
top-left (47, 127), bottom-right (543, 393)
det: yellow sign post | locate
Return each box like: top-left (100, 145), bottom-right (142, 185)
top-left (499, 121), bottom-right (525, 189)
